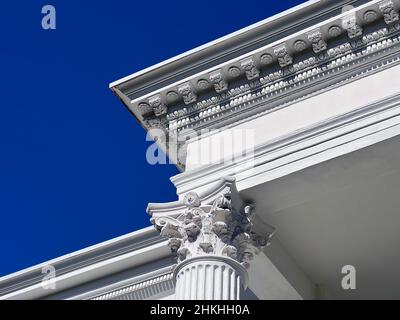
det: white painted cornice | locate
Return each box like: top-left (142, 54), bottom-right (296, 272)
top-left (171, 91), bottom-right (400, 195)
top-left (110, 0), bottom-right (400, 170)
top-left (121, 0), bottom-right (388, 107)
top-left (70, 266), bottom-right (175, 300)
top-left (147, 176), bottom-right (238, 219)
top-left (109, 0), bottom-right (357, 88)
top-left (0, 227), bottom-right (171, 300)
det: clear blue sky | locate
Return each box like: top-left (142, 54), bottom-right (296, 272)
top-left (0, 0), bottom-right (306, 276)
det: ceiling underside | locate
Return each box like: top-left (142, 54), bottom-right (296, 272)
top-left (242, 135), bottom-right (400, 299)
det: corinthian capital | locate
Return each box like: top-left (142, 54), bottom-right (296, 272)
top-left (148, 177), bottom-right (274, 269)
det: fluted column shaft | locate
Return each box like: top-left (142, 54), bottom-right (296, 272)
top-left (174, 256), bottom-right (248, 300)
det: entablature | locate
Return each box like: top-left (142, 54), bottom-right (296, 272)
top-left (111, 0), bottom-right (400, 170)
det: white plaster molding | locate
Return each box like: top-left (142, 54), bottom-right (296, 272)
top-left (172, 90), bottom-right (400, 195)
top-left (169, 28), bottom-right (400, 134)
top-left (109, 0), bottom-right (361, 88)
top-left (0, 227), bottom-right (171, 300)
top-left (110, 1), bottom-right (395, 170)
top-left (90, 272), bottom-right (174, 300)
top-left (67, 265), bottom-right (174, 300)
top-left (128, 19), bottom-right (400, 170)
top-left (148, 177), bottom-right (275, 299)
top-left (148, 177), bottom-right (274, 268)
top-left (117, 1), bottom-right (385, 106)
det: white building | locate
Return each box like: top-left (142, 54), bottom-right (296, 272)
top-left (2, 0), bottom-right (400, 300)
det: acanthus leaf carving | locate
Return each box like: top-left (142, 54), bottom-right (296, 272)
top-left (168, 238), bottom-right (183, 253)
top-left (151, 180), bottom-right (274, 269)
top-left (153, 216), bottom-right (184, 238)
top-left (222, 245), bottom-right (238, 259)
top-left (183, 191), bottom-right (201, 208)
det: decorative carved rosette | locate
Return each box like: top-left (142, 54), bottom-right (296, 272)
top-left (137, 102), bottom-right (153, 117)
top-left (152, 186), bottom-right (272, 269)
top-left (293, 40), bottom-right (307, 52)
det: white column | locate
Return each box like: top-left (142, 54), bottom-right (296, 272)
top-left (149, 178), bottom-right (274, 300)
top-left (174, 256), bottom-right (248, 300)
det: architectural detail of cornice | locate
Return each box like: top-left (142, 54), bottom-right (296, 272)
top-left (209, 70), bottom-right (229, 93)
top-left (328, 25), bottom-right (343, 38)
top-left (274, 44), bottom-right (293, 67)
top-left (125, 1), bottom-right (395, 112)
top-left (307, 29), bottom-right (327, 53)
top-left (364, 10), bottom-right (378, 23)
top-left (293, 40), bottom-right (307, 52)
top-left (143, 116), bottom-right (168, 132)
top-left (137, 101), bottom-right (152, 117)
top-left (91, 273), bottom-right (174, 300)
top-left (379, 0), bottom-right (400, 24)
top-left (240, 58), bottom-right (260, 80)
top-left (149, 94), bottom-right (167, 117)
top-left (111, 0), bottom-right (400, 170)
top-left (342, 15), bottom-right (363, 39)
top-left (166, 25), bottom-right (398, 132)
top-left (178, 83), bottom-right (197, 105)
top-left (260, 53), bottom-right (274, 65)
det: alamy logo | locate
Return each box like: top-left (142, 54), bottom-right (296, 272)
top-left (341, 265), bottom-right (356, 290)
top-left (41, 265), bottom-right (56, 290)
top-left (41, 5), bottom-right (56, 30)
top-left (145, 128), bottom-right (256, 168)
